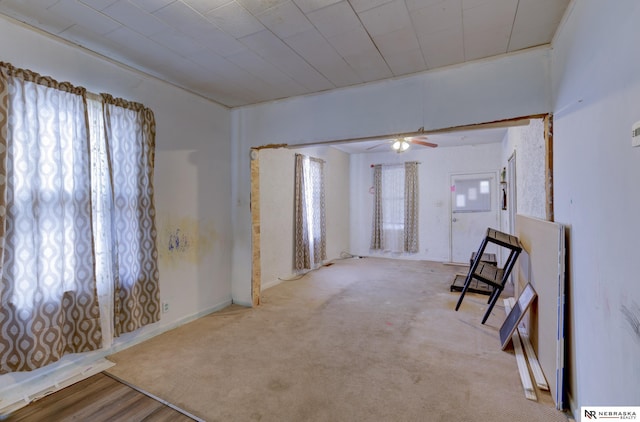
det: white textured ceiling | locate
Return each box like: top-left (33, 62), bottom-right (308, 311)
top-left (0, 0), bottom-right (569, 108)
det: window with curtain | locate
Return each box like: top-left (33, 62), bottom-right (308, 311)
top-left (294, 154), bottom-right (326, 271)
top-left (0, 62), bottom-right (159, 374)
top-left (370, 162), bottom-right (419, 254)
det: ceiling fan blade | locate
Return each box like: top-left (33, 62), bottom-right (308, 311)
top-left (409, 139), bottom-right (438, 148)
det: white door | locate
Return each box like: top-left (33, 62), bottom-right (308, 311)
top-left (450, 173), bottom-right (500, 264)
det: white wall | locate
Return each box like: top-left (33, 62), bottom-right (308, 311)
top-left (0, 16), bottom-right (232, 396)
top-left (232, 47), bottom-right (552, 305)
top-left (349, 143), bottom-right (502, 262)
top-left (551, 0), bottom-right (640, 413)
top-left (259, 146), bottom-right (350, 290)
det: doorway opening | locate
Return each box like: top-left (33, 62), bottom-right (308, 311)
top-left (249, 114), bottom-right (553, 306)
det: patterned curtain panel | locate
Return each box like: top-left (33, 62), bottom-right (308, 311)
top-left (101, 94), bottom-right (160, 337)
top-left (309, 156), bottom-right (326, 265)
top-left (404, 162), bottom-right (419, 253)
top-left (0, 63), bottom-right (102, 373)
top-left (293, 154), bottom-right (326, 271)
top-left (370, 165), bottom-right (383, 250)
top-left (293, 154), bottom-right (309, 271)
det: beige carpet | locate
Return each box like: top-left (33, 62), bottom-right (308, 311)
top-left (106, 257), bottom-right (570, 422)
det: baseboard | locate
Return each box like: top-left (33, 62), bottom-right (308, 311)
top-left (109, 298), bottom-right (233, 355)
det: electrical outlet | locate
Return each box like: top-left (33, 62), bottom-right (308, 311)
top-left (162, 302), bottom-right (169, 313)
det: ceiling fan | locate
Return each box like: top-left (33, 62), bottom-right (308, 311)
top-left (366, 135), bottom-right (438, 153)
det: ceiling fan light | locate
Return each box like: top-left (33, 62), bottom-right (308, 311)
top-left (391, 139), bottom-right (410, 152)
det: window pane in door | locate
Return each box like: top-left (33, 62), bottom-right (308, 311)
top-left (453, 178), bottom-right (492, 212)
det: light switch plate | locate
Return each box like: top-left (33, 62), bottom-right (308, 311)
top-left (633, 121), bottom-right (640, 147)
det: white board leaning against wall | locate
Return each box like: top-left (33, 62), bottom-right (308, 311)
top-left (515, 214), bottom-right (566, 410)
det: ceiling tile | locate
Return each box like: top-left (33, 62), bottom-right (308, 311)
top-left (373, 27), bottom-right (421, 57)
top-left (205, 1), bottom-right (265, 38)
top-left (154, 1), bottom-right (246, 57)
top-left (102, 1), bottom-right (171, 37)
top-left (405, 0), bottom-right (447, 12)
top-left (342, 48), bottom-right (392, 82)
top-left (410, 0), bottom-right (462, 36)
top-left (285, 28), bottom-right (361, 87)
top-left (0, 0), bottom-right (74, 34)
top-left (325, 26), bottom-right (376, 57)
top-left (101, 26), bottom-right (182, 73)
top-left (236, 0), bottom-right (288, 15)
top-left (150, 29), bottom-right (207, 57)
top-left (240, 30), bottom-right (334, 91)
top-left (349, 0), bottom-right (393, 13)
top-left (306, 1), bottom-right (361, 39)
top-left (509, 0), bottom-right (569, 51)
top-left (418, 27), bottom-right (464, 68)
top-left (292, 0), bottom-right (341, 13)
top-left (227, 50), bottom-right (307, 97)
top-left (357, 0), bottom-right (411, 37)
top-left (48, 0), bottom-right (121, 35)
top-left (129, 0), bottom-right (174, 13)
top-left (257, 0), bottom-right (313, 39)
top-left (79, 0), bottom-right (119, 10)
top-left (181, 0), bottom-right (233, 14)
top-left (508, 22), bottom-right (557, 52)
top-left (462, 0), bottom-right (517, 33)
top-left (462, 0), bottom-right (515, 9)
top-left (463, 25), bottom-right (510, 61)
top-left (186, 52), bottom-right (280, 102)
top-left (383, 47), bottom-right (426, 75)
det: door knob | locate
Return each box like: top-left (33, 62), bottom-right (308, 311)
top-left (452, 217), bottom-right (457, 222)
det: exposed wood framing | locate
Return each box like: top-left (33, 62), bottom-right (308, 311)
top-left (250, 148), bottom-right (261, 307)
top-left (280, 116), bottom-right (539, 150)
top-left (545, 114), bottom-right (554, 221)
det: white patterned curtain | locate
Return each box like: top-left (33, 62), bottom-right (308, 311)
top-left (370, 165), bottom-right (383, 249)
top-left (370, 162), bottom-right (419, 254)
top-left (294, 154), bottom-right (326, 271)
top-left (101, 94), bottom-right (160, 337)
top-left (0, 63), bottom-right (102, 373)
top-left (404, 161), bottom-right (419, 253)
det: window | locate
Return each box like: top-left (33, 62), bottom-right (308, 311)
top-left (370, 162), bottom-right (419, 254)
top-left (294, 154), bottom-right (326, 271)
top-left (453, 178), bottom-right (492, 213)
top-left (0, 62), bottom-right (159, 374)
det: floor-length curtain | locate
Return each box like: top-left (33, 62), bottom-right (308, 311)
top-left (0, 63), bottom-right (102, 373)
top-left (294, 154), bottom-right (326, 271)
top-left (370, 165), bottom-right (383, 250)
top-left (101, 94), bottom-right (160, 337)
top-left (404, 162), bottom-right (419, 253)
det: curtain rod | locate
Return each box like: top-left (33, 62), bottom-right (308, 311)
top-left (370, 161), bottom-right (421, 168)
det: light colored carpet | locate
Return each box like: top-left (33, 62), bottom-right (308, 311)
top-left (106, 257), bottom-right (570, 422)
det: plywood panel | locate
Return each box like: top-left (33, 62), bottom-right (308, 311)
top-left (515, 214), bottom-right (565, 409)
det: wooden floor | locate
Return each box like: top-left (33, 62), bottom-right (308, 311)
top-left (4, 373), bottom-right (197, 422)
